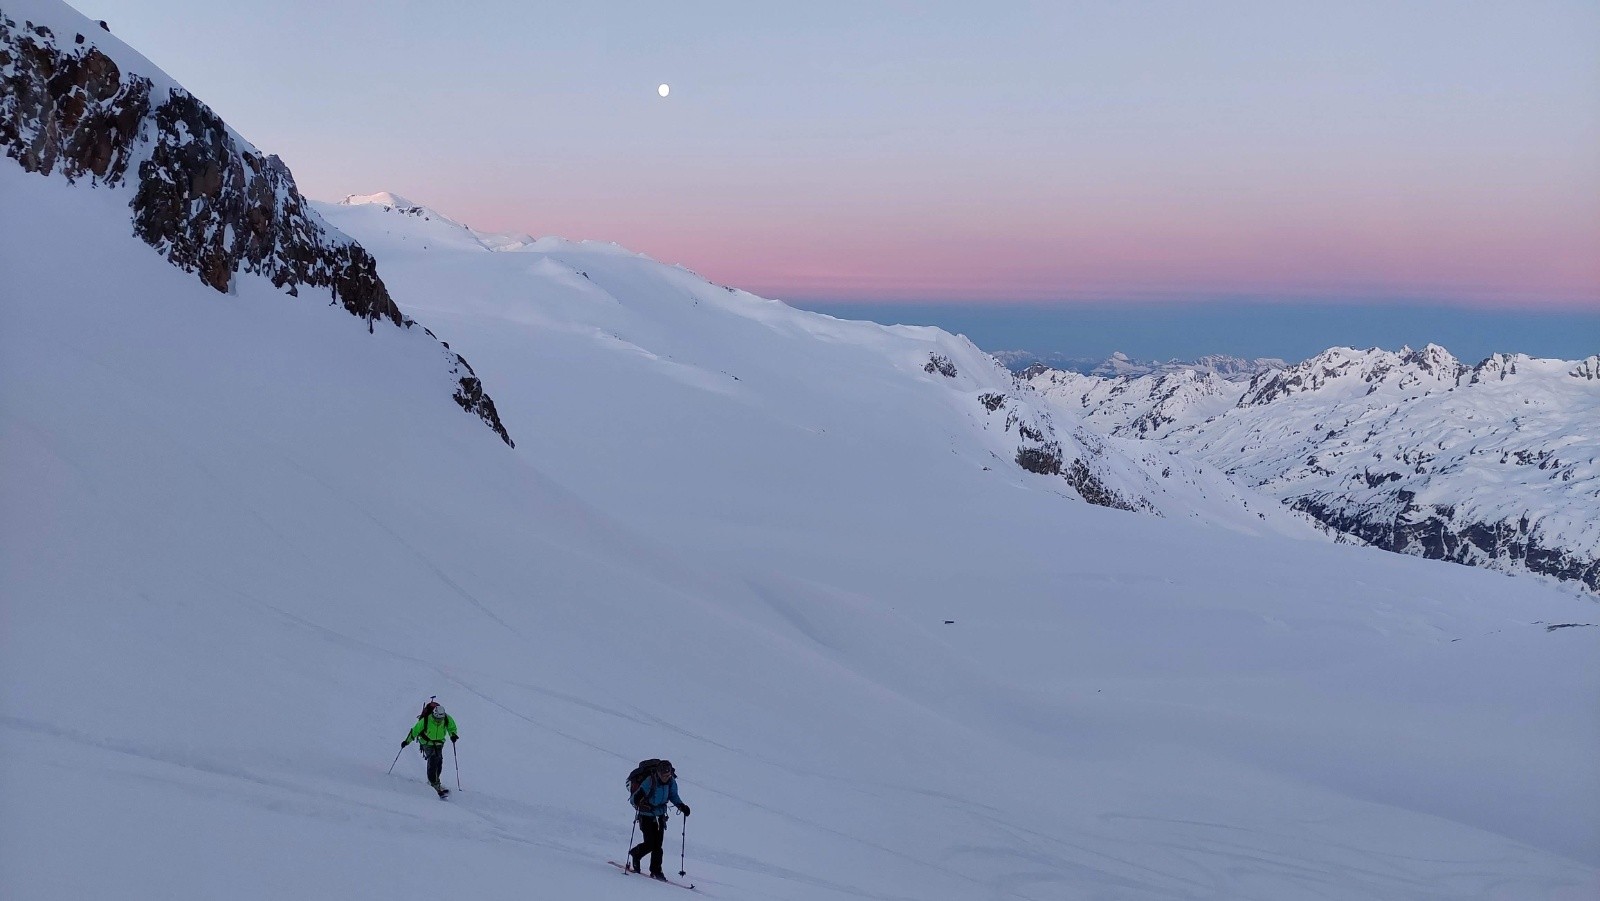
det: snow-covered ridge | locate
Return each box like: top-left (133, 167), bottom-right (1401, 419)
top-left (1030, 344), bottom-right (1600, 591)
top-left (323, 190), bottom-right (1149, 511)
top-left (0, 0), bottom-right (511, 445)
top-left (337, 192), bottom-right (523, 252)
top-left (336, 191), bottom-right (641, 256)
top-left (1239, 344), bottom-right (1464, 406)
top-left (317, 190), bottom-right (1335, 536)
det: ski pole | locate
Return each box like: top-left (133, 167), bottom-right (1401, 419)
top-left (387, 747), bottom-right (404, 775)
top-left (626, 817), bottom-right (638, 871)
top-left (453, 741), bottom-right (462, 791)
top-left (679, 815), bottom-right (687, 877)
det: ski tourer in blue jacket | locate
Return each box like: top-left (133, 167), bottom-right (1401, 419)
top-left (628, 760), bottom-right (691, 879)
top-left (632, 767), bottom-right (689, 817)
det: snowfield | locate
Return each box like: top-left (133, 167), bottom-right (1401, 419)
top-left (4, 2), bottom-right (1600, 899)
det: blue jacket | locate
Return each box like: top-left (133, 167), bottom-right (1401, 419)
top-left (632, 774), bottom-right (686, 817)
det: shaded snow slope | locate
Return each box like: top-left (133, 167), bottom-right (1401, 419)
top-left (1031, 346), bottom-right (1600, 592)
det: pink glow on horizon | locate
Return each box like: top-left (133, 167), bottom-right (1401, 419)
top-left (453, 196), bottom-right (1600, 309)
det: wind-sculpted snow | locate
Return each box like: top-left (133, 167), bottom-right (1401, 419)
top-left (1031, 345), bottom-right (1600, 592)
top-left (0, 1), bottom-right (511, 446)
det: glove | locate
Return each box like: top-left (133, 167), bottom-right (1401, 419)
top-left (450, 735), bottom-right (458, 743)
top-left (677, 804), bottom-right (691, 816)
top-left (401, 739), bottom-right (410, 748)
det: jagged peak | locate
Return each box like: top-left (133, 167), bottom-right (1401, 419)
top-left (1237, 345), bottom-right (1464, 406)
top-left (1398, 343), bottom-right (1463, 376)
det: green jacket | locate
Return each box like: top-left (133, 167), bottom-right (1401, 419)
top-left (406, 714), bottom-right (459, 746)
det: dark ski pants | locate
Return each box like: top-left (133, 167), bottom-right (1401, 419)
top-left (419, 742), bottom-right (444, 786)
top-left (630, 814), bottom-right (668, 875)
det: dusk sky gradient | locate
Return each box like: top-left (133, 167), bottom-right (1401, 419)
top-left (79, 1), bottom-right (1600, 357)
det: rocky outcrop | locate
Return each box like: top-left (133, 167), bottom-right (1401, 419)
top-left (924, 354), bottom-right (957, 378)
top-left (129, 94), bottom-right (403, 320)
top-left (1064, 457), bottom-right (1139, 512)
top-left (1291, 494), bottom-right (1599, 592)
top-left (1, 17), bottom-right (149, 183)
top-left (1015, 442), bottom-right (1062, 475)
top-left (1, 11), bottom-right (512, 446)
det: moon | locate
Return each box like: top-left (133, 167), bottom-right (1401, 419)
top-left (657, 83), bottom-right (670, 98)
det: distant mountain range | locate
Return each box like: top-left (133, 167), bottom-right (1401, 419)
top-left (1026, 346), bottom-right (1600, 592)
top-left (993, 349), bottom-right (1288, 380)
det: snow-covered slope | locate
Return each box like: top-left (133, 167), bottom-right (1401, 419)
top-left (1030, 345), bottom-right (1600, 591)
top-left (4, 3), bottom-right (1599, 900)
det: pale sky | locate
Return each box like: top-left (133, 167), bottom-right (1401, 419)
top-left (82, 1), bottom-right (1600, 311)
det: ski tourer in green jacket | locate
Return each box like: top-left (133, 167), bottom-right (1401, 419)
top-left (404, 709), bottom-right (459, 746)
top-left (402, 699), bottom-right (459, 796)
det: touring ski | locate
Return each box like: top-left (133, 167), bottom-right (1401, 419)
top-left (606, 861), bottom-right (695, 890)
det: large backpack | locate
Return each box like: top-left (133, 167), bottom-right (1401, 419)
top-left (626, 758), bottom-right (664, 801)
top-left (414, 697), bottom-right (444, 742)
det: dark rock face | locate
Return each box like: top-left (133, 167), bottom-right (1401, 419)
top-left (1015, 443), bottom-right (1062, 475)
top-left (1, 13), bottom-right (513, 447)
top-left (1, 18), bottom-right (150, 183)
top-left (129, 94), bottom-right (403, 325)
top-left (1291, 494), bottom-right (1599, 592)
top-left (1064, 458), bottom-right (1138, 512)
top-left (449, 364), bottom-right (509, 443)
